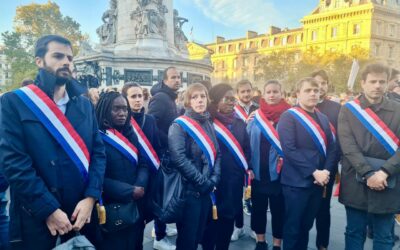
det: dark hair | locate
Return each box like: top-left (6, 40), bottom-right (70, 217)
top-left (209, 83), bottom-right (233, 104)
top-left (20, 78), bottom-right (34, 87)
top-left (361, 63), bottom-right (390, 81)
top-left (35, 35), bottom-right (72, 58)
top-left (390, 68), bottom-right (400, 81)
top-left (236, 79), bottom-right (252, 91)
top-left (310, 69), bottom-right (329, 83)
top-left (121, 82), bottom-right (142, 97)
top-left (95, 92), bottom-right (132, 131)
top-left (163, 66), bottom-right (177, 81)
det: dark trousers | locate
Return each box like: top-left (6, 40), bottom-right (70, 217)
top-left (202, 217), bottom-right (234, 250)
top-left (176, 192), bottom-right (211, 250)
top-left (345, 206), bottom-right (394, 250)
top-left (154, 218), bottom-right (166, 241)
top-left (234, 204), bottom-right (244, 228)
top-left (100, 220), bottom-right (145, 250)
top-left (282, 185), bottom-right (322, 250)
top-left (11, 208), bottom-right (102, 250)
top-left (251, 191), bottom-right (284, 238)
top-left (315, 181), bottom-right (334, 248)
top-left (0, 192), bottom-right (9, 250)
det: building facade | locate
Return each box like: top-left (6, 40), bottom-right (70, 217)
top-left (188, 0), bottom-right (400, 84)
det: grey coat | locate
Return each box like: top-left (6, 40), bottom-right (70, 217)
top-left (338, 95), bottom-right (400, 214)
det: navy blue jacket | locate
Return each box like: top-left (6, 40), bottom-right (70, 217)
top-left (0, 70), bottom-right (106, 239)
top-left (102, 126), bottom-right (149, 204)
top-left (148, 82), bottom-right (178, 151)
top-left (215, 118), bottom-right (251, 219)
top-left (277, 108), bottom-right (337, 188)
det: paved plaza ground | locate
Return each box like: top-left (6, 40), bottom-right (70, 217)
top-left (143, 185), bottom-right (400, 250)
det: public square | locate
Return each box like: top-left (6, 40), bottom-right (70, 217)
top-left (142, 186), bottom-right (400, 249)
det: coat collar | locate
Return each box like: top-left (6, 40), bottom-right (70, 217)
top-left (358, 94), bottom-right (395, 112)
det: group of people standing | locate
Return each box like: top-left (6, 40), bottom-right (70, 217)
top-left (0, 34), bottom-right (399, 250)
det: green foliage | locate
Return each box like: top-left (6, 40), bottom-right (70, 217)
top-left (256, 46), bottom-right (373, 94)
top-left (1, 1), bottom-right (87, 90)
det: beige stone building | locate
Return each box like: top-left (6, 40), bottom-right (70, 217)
top-left (188, 0), bottom-right (400, 84)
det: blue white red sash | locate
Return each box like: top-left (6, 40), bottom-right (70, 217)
top-left (288, 107), bottom-right (328, 157)
top-left (345, 99), bottom-right (399, 155)
top-left (213, 119), bottom-right (248, 171)
top-left (234, 105), bottom-right (248, 122)
top-left (131, 118), bottom-right (160, 171)
top-left (329, 123), bottom-right (336, 142)
top-left (14, 84), bottom-right (90, 180)
top-left (254, 109), bottom-right (283, 156)
top-left (100, 129), bottom-right (138, 166)
top-left (175, 116), bottom-right (216, 169)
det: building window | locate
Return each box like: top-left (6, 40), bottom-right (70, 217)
top-left (376, 21), bottom-right (382, 35)
top-left (238, 43), bottom-right (243, 51)
top-left (228, 44), bottom-right (234, 52)
top-left (282, 37), bottom-right (287, 46)
top-left (375, 44), bottom-right (381, 56)
top-left (389, 24), bottom-right (395, 37)
top-left (389, 46), bottom-right (394, 58)
top-left (311, 30), bottom-right (318, 41)
top-left (243, 57), bottom-right (248, 67)
top-left (296, 35), bottom-right (302, 44)
top-left (261, 39), bottom-right (268, 48)
top-left (353, 24), bottom-right (361, 35)
top-left (331, 27), bottom-right (338, 38)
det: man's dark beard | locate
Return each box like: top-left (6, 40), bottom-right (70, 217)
top-left (43, 63), bottom-right (71, 86)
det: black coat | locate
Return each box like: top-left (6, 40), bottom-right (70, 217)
top-left (102, 126), bottom-right (149, 205)
top-left (0, 70), bottom-right (106, 241)
top-left (168, 110), bottom-right (221, 194)
top-left (132, 108), bottom-right (160, 155)
top-left (215, 118), bottom-right (250, 219)
top-left (148, 82), bottom-right (178, 151)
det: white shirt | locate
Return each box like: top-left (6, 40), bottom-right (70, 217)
top-left (56, 91), bottom-right (70, 114)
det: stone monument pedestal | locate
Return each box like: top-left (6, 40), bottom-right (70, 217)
top-left (75, 0), bottom-right (212, 89)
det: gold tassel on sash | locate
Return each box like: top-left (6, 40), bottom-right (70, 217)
top-left (97, 203), bottom-right (106, 225)
top-left (245, 185), bottom-right (252, 200)
top-left (245, 170), bottom-right (252, 200)
top-left (212, 205), bottom-right (218, 220)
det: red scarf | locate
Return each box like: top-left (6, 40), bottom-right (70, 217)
top-left (259, 98), bottom-right (291, 124)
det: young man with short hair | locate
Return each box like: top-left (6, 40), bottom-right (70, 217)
top-left (311, 70), bottom-right (341, 250)
top-left (338, 63), bottom-right (400, 250)
top-left (278, 77), bottom-right (337, 250)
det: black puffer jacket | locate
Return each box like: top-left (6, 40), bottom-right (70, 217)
top-left (168, 110), bottom-right (221, 194)
top-left (148, 82), bottom-right (178, 150)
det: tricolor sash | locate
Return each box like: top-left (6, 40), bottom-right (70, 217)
top-left (254, 109), bottom-right (283, 156)
top-left (213, 119), bottom-right (248, 171)
top-left (14, 84), bottom-right (90, 180)
top-left (315, 108), bottom-right (337, 142)
top-left (175, 116), bottom-right (216, 169)
top-left (288, 107), bottom-right (328, 157)
top-left (345, 99), bottom-right (399, 155)
top-left (131, 118), bottom-right (160, 171)
top-left (234, 105), bottom-right (248, 122)
top-left (100, 129), bottom-right (139, 166)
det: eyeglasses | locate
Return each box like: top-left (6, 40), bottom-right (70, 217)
top-left (222, 96), bottom-right (237, 104)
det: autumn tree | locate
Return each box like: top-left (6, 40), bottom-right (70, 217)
top-left (1, 1), bottom-right (87, 90)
